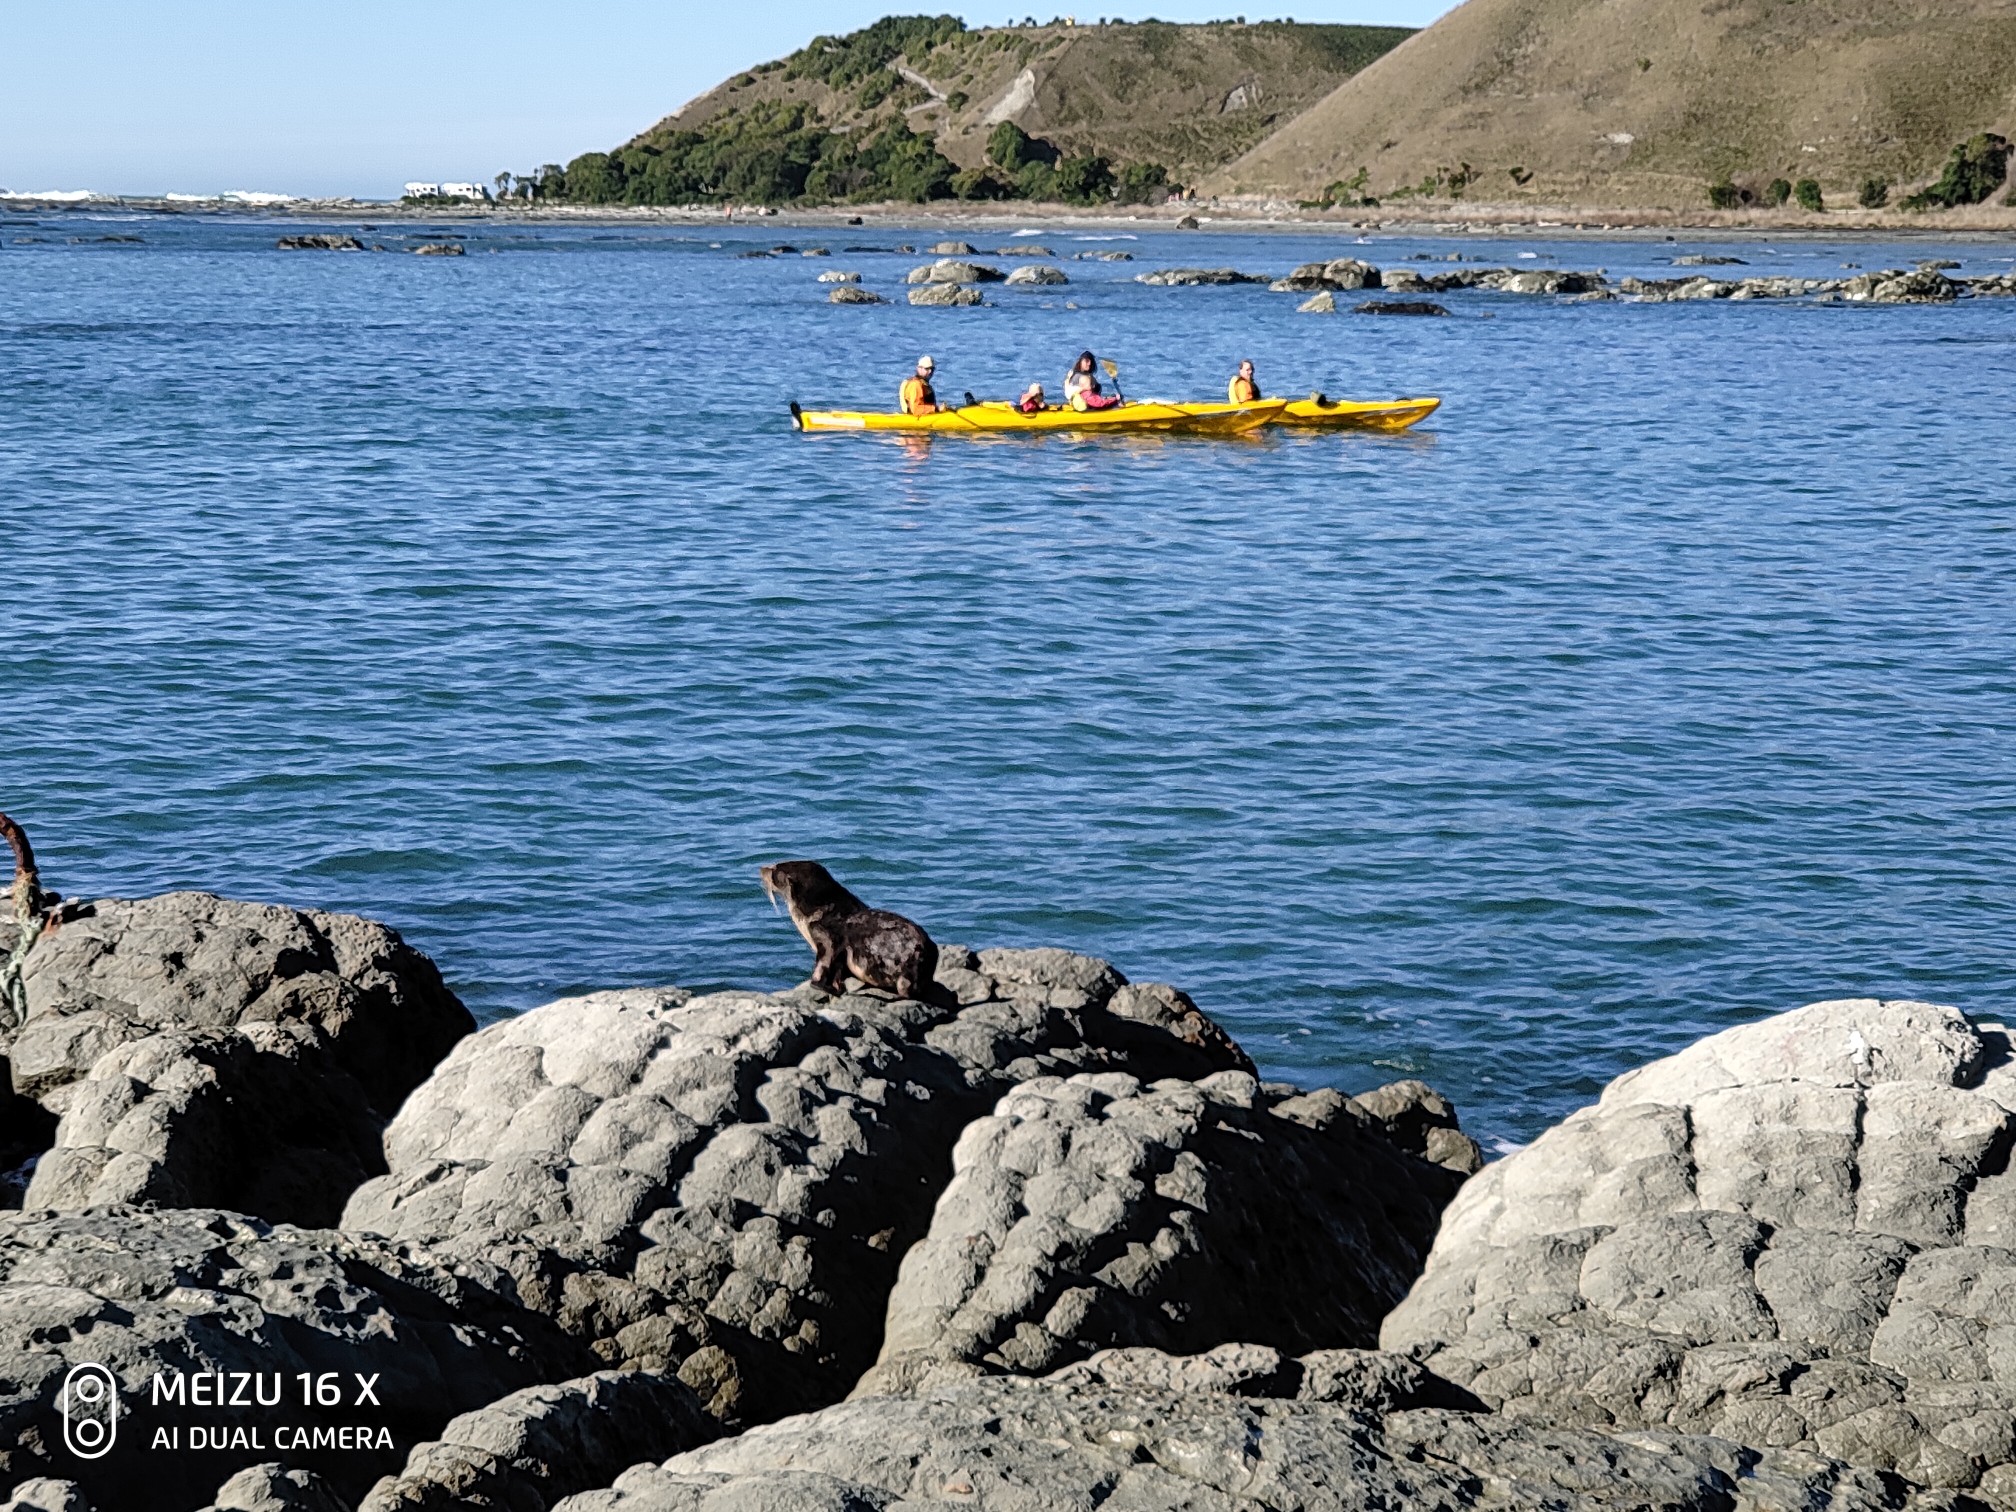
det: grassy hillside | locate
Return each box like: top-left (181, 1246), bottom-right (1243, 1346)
top-left (529, 15), bottom-right (1411, 206)
top-left (1207, 0), bottom-right (2016, 210)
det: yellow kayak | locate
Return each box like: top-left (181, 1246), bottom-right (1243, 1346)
top-left (791, 398), bottom-right (1287, 436)
top-left (1275, 396), bottom-right (1441, 430)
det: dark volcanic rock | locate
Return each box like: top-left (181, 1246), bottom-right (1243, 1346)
top-left (1356, 300), bottom-right (1450, 316)
top-left (357, 1370), bottom-right (715, 1512)
top-left (854, 1070), bottom-right (1468, 1395)
top-left (275, 235), bottom-right (363, 251)
top-left (0, 1206), bottom-right (591, 1510)
top-left (340, 950), bottom-right (1275, 1424)
top-left (24, 1021), bottom-right (384, 1225)
top-left (1135, 267), bottom-right (1268, 286)
top-left (1383, 997), bottom-right (2016, 1499)
top-left (0, 891), bottom-right (470, 1119)
top-left (547, 1344), bottom-right (1913, 1511)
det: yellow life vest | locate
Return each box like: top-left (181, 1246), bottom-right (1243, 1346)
top-left (1228, 374), bottom-right (1259, 404)
top-left (899, 376), bottom-right (937, 414)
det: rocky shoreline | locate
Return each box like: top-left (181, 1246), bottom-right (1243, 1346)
top-left (1, 850), bottom-right (2012, 1509)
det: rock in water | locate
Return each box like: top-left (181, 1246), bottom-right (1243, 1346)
top-left (994, 244), bottom-right (1053, 256)
top-left (0, 891), bottom-right (470, 1119)
top-left (1135, 267), bottom-right (1268, 286)
top-left (815, 270), bottom-right (860, 283)
top-left (905, 260), bottom-right (1005, 285)
top-left (24, 1021), bottom-right (384, 1225)
top-left (410, 243), bottom-right (463, 256)
top-left (1297, 291), bottom-right (1337, 313)
top-left (1383, 996), bottom-right (2016, 1499)
top-left (275, 235), bottom-right (362, 251)
top-left (927, 240), bottom-right (975, 255)
top-left (340, 952), bottom-right (1307, 1424)
top-left (0, 1207), bottom-right (591, 1508)
top-left (546, 1344), bottom-right (1910, 1511)
top-left (907, 284), bottom-right (983, 307)
top-left (1004, 265), bottom-right (1068, 285)
top-left (1356, 300), bottom-right (1450, 316)
top-left (357, 1370), bottom-right (714, 1512)
top-left (828, 287), bottom-right (886, 305)
top-left (853, 1069), bottom-right (1470, 1396)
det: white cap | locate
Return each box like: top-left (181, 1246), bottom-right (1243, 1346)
top-left (918, 354), bottom-right (935, 367)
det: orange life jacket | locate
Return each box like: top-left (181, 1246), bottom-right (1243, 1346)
top-left (899, 375), bottom-right (937, 414)
top-left (1228, 374), bottom-right (1260, 404)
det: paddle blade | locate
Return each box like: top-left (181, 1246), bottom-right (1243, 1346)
top-left (1100, 359), bottom-right (1120, 381)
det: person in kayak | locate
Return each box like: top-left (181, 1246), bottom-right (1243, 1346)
top-left (1228, 359), bottom-right (1260, 404)
top-left (1064, 351), bottom-right (1121, 411)
top-left (899, 356), bottom-right (943, 415)
top-left (1015, 382), bottom-right (1047, 414)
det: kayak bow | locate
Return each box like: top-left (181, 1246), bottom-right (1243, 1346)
top-left (1275, 396), bottom-right (1442, 431)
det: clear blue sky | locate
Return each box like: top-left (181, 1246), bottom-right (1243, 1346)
top-left (0, 1), bottom-right (1450, 199)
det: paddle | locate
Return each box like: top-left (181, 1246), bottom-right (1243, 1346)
top-left (1099, 358), bottom-right (1126, 404)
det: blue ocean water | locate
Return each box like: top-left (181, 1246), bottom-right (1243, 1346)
top-left (3, 212), bottom-right (2013, 1145)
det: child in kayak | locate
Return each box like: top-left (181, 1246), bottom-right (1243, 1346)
top-left (899, 356), bottom-right (942, 414)
top-left (1064, 352), bottom-right (1120, 411)
top-left (1015, 383), bottom-right (1047, 414)
top-left (1228, 359), bottom-right (1260, 404)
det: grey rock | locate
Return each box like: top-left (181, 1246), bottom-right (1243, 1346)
top-left (1004, 265), bottom-right (1068, 286)
top-left (905, 260), bottom-right (1003, 285)
top-left (1297, 291), bottom-right (1337, 313)
top-left (1673, 254), bottom-right (1748, 265)
top-left (829, 288), bottom-right (886, 305)
top-left (2, 1481), bottom-right (90, 1512)
top-left (358, 1370), bottom-right (714, 1512)
top-left (551, 1345), bottom-right (1915, 1511)
top-left (23, 1021), bottom-right (383, 1226)
top-left (1135, 267), bottom-right (1267, 286)
top-left (926, 241), bottom-right (974, 255)
top-left (276, 235), bottom-right (362, 251)
top-left (0, 891), bottom-right (470, 1119)
top-left (994, 244), bottom-right (1052, 256)
top-left (410, 244), bottom-right (463, 257)
top-left (1356, 300), bottom-right (1452, 316)
top-left (1844, 269), bottom-right (1961, 304)
top-left (340, 954), bottom-right (1264, 1423)
top-left (1070, 249), bottom-right (1133, 261)
top-left (0, 1206), bottom-right (590, 1509)
top-left (906, 284), bottom-right (983, 307)
top-left (1483, 268), bottom-right (1607, 295)
top-left (200, 1464), bottom-right (350, 1512)
top-left (1383, 997), bottom-right (2016, 1493)
top-left (854, 1070), bottom-right (1466, 1395)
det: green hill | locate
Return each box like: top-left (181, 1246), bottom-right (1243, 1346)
top-left (526, 15), bottom-right (1412, 206)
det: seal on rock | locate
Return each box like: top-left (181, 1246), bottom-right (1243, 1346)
top-left (759, 861), bottom-right (938, 999)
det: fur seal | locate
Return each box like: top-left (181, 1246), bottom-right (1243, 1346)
top-left (759, 860), bottom-right (939, 1000)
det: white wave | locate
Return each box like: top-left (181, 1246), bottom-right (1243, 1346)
top-left (1071, 233), bottom-right (1138, 241)
top-left (1487, 1137), bottom-right (1527, 1158)
top-left (0, 189), bottom-right (103, 202)
top-left (222, 190), bottom-right (297, 204)
top-left (1012, 228), bottom-right (1050, 237)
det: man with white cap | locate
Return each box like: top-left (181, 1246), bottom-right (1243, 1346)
top-left (899, 355), bottom-right (943, 415)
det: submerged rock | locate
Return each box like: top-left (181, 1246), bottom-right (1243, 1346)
top-left (829, 287), bottom-right (886, 305)
top-left (1383, 996), bottom-right (2016, 1496)
top-left (907, 283), bottom-right (983, 307)
top-left (410, 243), bottom-right (463, 257)
top-left (816, 270), bottom-right (860, 283)
top-left (854, 1069), bottom-right (1469, 1396)
top-left (927, 240), bottom-right (974, 255)
top-left (994, 244), bottom-right (1052, 256)
top-left (1356, 300), bottom-right (1450, 316)
top-left (1071, 249), bottom-right (1134, 261)
top-left (275, 235), bottom-right (362, 251)
top-left (1004, 264), bottom-right (1068, 285)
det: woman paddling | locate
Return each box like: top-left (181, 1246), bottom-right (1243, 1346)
top-left (1064, 351), bottom-right (1121, 411)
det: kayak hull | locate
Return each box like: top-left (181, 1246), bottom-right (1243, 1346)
top-left (1275, 396), bottom-right (1441, 431)
top-left (793, 398), bottom-right (1286, 436)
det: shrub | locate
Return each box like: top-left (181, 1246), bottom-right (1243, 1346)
top-left (945, 90), bottom-right (969, 112)
top-left (1899, 133), bottom-right (2010, 210)
top-left (1054, 154), bottom-right (1116, 204)
top-left (785, 15), bottom-right (965, 89)
top-left (1858, 177), bottom-right (1889, 208)
top-left (950, 166), bottom-right (1014, 199)
top-left (1707, 181), bottom-right (1741, 210)
top-left (1115, 161), bottom-right (1170, 204)
top-left (1794, 178), bottom-right (1823, 212)
top-left (1765, 178), bottom-right (1791, 206)
top-left (987, 121), bottom-right (1056, 171)
top-left (1016, 160), bottom-right (1059, 200)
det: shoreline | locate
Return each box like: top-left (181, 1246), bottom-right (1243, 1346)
top-left (11, 193), bottom-right (2016, 239)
